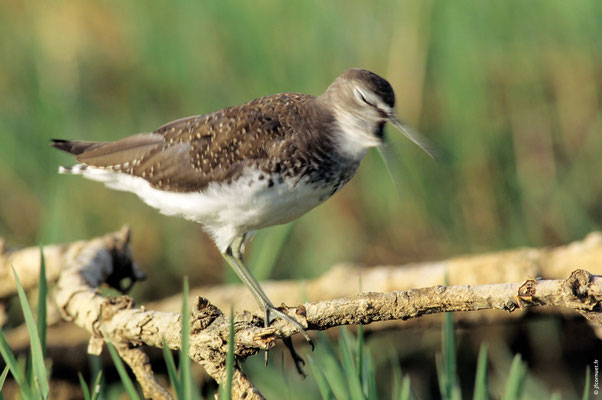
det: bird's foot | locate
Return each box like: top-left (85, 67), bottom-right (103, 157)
top-left (262, 304), bottom-right (314, 376)
top-left (283, 336), bottom-right (306, 377)
top-left (264, 305), bottom-right (313, 344)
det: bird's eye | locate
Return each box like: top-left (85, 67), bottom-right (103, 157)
top-left (354, 88), bottom-right (373, 106)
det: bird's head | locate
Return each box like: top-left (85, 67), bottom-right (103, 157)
top-left (320, 68), bottom-right (436, 160)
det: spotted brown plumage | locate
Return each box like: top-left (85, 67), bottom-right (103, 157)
top-left (52, 92), bottom-right (353, 193)
top-left (51, 68), bottom-right (435, 373)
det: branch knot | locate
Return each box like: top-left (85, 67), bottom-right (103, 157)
top-left (564, 269), bottom-right (601, 309)
top-left (191, 296), bottom-right (223, 332)
top-left (101, 295), bottom-right (135, 322)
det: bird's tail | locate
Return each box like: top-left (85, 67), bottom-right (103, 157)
top-left (50, 139), bottom-right (99, 174)
top-left (50, 139), bottom-right (102, 156)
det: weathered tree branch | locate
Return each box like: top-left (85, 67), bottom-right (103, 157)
top-left (3, 229), bottom-right (602, 398)
top-left (52, 228), bottom-right (267, 399)
top-left (115, 344), bottom-right (172, 400)
top-left (150, 231), bottom-right (602, 316)
top-left (4, 230), bottom-right (601, 307)
top-left (304, 272), bottom-right (602, 328)
top-left (0, 228), bottom-right (145, 298)
top-left (4, 229), bottom-right (601, 333)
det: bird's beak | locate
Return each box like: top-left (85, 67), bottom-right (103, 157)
top-left (389, 114), bottom-right (437, 160)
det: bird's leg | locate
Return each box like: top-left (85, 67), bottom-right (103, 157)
top-left (223, 236), bottom-right (312, 342)
top-left (223, 236), bottom-right (272, 313)
top-left (222, 235), bottom-right (313, 373)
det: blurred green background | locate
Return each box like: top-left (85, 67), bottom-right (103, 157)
top-left (0, 0), bottom-right (600, 398)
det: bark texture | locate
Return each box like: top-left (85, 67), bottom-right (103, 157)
top-left (2, 228), bottom-right (602, 399)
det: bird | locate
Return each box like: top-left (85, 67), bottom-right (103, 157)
top-left (51, 68), bottom-right (435, 370)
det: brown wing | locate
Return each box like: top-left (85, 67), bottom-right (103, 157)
top-left (53, 93), bottom-right (316, 192)
top-left (51, 134), bottom-right (166, 172)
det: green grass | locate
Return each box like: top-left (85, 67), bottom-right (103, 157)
top-left (582, 365), bottom-right (590, 400)
top-left (0, 365), bottom-right (10, 398)
top-left (473, 344), bottom-right (489, 400)
top-left (104, 339), bottom-right (140, 399)
top-left (436, 312), bottom-right (460, 400)
top-left (0, 323), bottom-right (32, 399)
top-left (307, 316), bottom-right (543, 400)
top-left (13, 266), bottom-right (48, 398)
top-left (161, 276), bottom-right (204, 399)
top-left (0, 251), bottom-right (49, 399)
top-left (36, 247), bottom-right (47, 365)
top-left (219, 307), bottom-right (236, 400)
top-left (162, 337), bottom-right (182, 399)
top-left (179, 277), bottom-right (192, 400)
top-left (78, 370), bottom-right (103, 400)
top-left (502, 355), bottom-right (527, 400)
top-left (309, 329), bottom-right (376, 400)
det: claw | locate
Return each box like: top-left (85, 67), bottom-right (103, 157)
top-left (221, 239), bottom-right (313, 376)
top-left (262, 305), bottom-right (313, 375)
top-left (283, 337), bottom-right (306, 378)
top-left (267, 306), bottom-right (313, 343)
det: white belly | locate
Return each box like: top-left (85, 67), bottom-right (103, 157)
top-left (75, 166), bottom-right (335, 252)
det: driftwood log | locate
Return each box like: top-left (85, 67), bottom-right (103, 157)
top-left (1, 228), bottom-right (602, 399)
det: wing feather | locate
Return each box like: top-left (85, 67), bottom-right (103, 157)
top-left (52, 93), bottom-right (316, 192)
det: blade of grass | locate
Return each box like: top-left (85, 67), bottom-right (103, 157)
top-left (280, 350), bottom-right (292, 400)
top-left (437, 310), bottom-right (462, 400)
top-left (162, 337), bottom-right (182, 399)
top-left (582, 365), bottom-right (590, 400)
top-left (502, 354), bottom-right (526, 400)
top-left (180, 277), bottom-right (192, 400)
top-left (17, 355), bottom-right (27, 379)
top-left (400, 375), bottom-right (412, 400)
top-left (435, 332), bottom-right (447, 397)
top-left (473, 344), bottom-right (489, 400)
top-left (362, 350), bottom-right (378, 400)
top-left (12, 267), bottom-right (49, 399)
top-left (391, 358), bottom-right (402, 400)
top-left (391, 356), bottom-right (416, 400)
top-left (225, 306), bottom-right (235, 396)
top-left (359, 324), bottom-right (375, 397)
top-left (90, 370), bottom-right (103, 400)
top-left (314, 332), bottom-right (350, 400)
top-left (0, 365), bottom-right (10, 396)
top-left (37, 246), bottom-right (48, 358)
top-left (88, 355), bottom-right (105, 400)
top-left (249, 223), bottom-right (295, 280)
top-left (444, 312), bottom-right (457, 398)
top-left (0, 330), bottom-right (30, 399)
top-left (220, 306), bottom-right (235, 399)
top-left (105, 339), bottom-right (141, 400)
top-left (309, 355), bottom-right (335, 400)
top-left (357, 325), bottom-right (364, 394)
top-left (338, 327), bottom-right (364, 400)
top-left (79, 372), bottom-right (92, 400)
